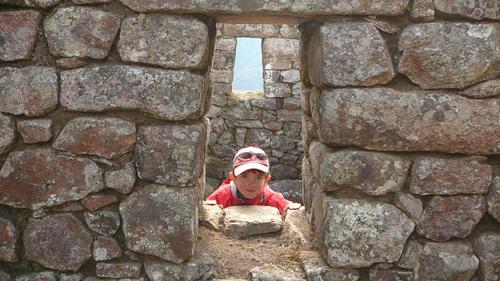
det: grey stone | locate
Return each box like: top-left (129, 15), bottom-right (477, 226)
top-left (15, 272), bottom-right (56, 281)
top-left (0, 149), bottom-right (104, 209)
top-left (281, 70), bottom-right (300, 83)
top-left (309, 142), bottom-right (410, 196)
top-left (250, 264), bottom-right (303, 281)
top-left (0, 217), bottom-right (17, 262)
top-left (263, 38), bottom-right (299, 71)
top-left (277, 110), bottom-right (301, 123)
top-left (312, 88), bottom-right (500, 155)
top-left (213, 51), bottom-right (235, 70)
top-left (245, 129), bottom-right (273, 149)
top-left (118, 15), bottom-right (208, 69)
top-left (488, 176), bottom-right (500, 223)
top-left (414, 242), bottom-right (479, 281)
top-left (223, 206), bottom-right (283, 238)
top-left (136, 124), bottom-right (205, 187)
top-left (0, 270), bottom-right (9, 281)
top-left (84, 211), bottom-right (120, 236)
top-left (309, 22), bottom-right (394, 87)
top-left (300, 251), bottom-right (360, 281)
top-left (105, 163), bottom-right (136, 194)
top-left (56, 58), bottom-right (88, 69)
top-left (199, 203), bottom-right (224, 231)
top-left (265, 83), bottom-right (291, 98)
top-left (204, 177), bottom-right (219, 198)
top-left (0, 0), bottom-right (60, 7)
top-left (394, 192), bottom-right (423, 222)
top-left (270, 180), bottom-right (302, 204)
top-left (271, 165), bottom-right (300, 180)
top-left (0, 10), bottom-right (41, 61)
top-left (363, 16), bottom-right (401, 34)
top-left (434, 0), bottom-right (499, 20)
top-left (318, 198), bottom-right (414, 268)
top-left (473, 232), bottom-right (500, 281)
top-left (144, 253), bottom-right (214, 281)
top-left (0, 67), bottom-right (58, 117)
top-left (61, 66), bottom-right (205, 121)
top-left (410, 156), bottom-right (492, 195)
top-left (17, 119), bottom-right (52, 144)
top-left (44, 7), bottom-right (120, 59)
top-left (397, 240), bottom-right (423, 270)
top-left (410, 0), bottom-right (435, 21)
top-left (222, 23), bottom-right (300, 39)
top-left (302, 157), bottom-right (314, 211)
top-left (24, 214), bottom-right (92, 272)
top-left (93, 236), bottom-right (122, 261)
top-left (53, 117), bottom-right (136, 159)
top-left (120, 184), bottom-right (196, 263)
top-left (283, 208), bottom-right (312, 248)
top-left (96, 263), bottom-right (141, 278)
top-left (417, 195), bottom-right (486, 241)
top-left (214, 37), bottom-right (236, 51)
top-left (460, 79), bottom-right (500, 99)
top-left (271, 135), bottom-right (295, 150)
top-left (72, 0), bottom-right (111, 4)
top-left (212, 83), bottom-right (230, 107)
top-left (398, 23), bottom-right (499, 89)
top-left (59, 274), bottom-right (84, 281)
top-left (369, 269), bottom-right (413, 281)
top-left (0, 114), bottom-right (14, 155)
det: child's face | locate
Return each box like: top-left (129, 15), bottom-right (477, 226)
top-left (231, 169), bottom-right (271, 199)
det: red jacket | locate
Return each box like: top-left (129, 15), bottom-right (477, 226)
top-left (207, 179), bottom-right (289, 215)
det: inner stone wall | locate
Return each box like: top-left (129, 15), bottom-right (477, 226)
top-left (1, 0), bottom-right (499, 280)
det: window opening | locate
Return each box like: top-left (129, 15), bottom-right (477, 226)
top-left (232, 37), bottom-right (264, 93)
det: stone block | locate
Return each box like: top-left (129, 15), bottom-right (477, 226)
top-left (277, 109), bottom-right (301, 123)
top-left (312, 88), bottom-right (500, 155)
top-left (212, 51), bottom-right (235, 70)
top-left (105, 163), bottom-right (136, 194)
top-left (363, 16), bottom-right (401, 34)
top-left (488, 176), bottom-right (500, 223)
top-left (56, 58), bottom-right (87, 69)
top-left (397, 240), bottom-right (423, 270)
top-left (144, 253), bottom-right (214, 281)
top-left (309, 22), bottom-right (394, 87)
top-left (0, 67), bottom-right (58, 117)
top-left (72, 0), bottom-right (111, 4)
top-left (0, 217), bottom-right (17, 262)
top-left (95, 263), bottom-right (141, 278)
top-left (271, 164), bottom-right (300, 180)
top-left (410, 0), bottom-right (435, 21)
top-left (61, 66), bottom-right (205, 121)
top-left (300, 250), bottom-right (360, 281)
top-left (223, 206), bottom-right (283, 238)
top-left (265, 83), bottom-right (292, 98)
top-left (301, 157), bottom-right (314, 211)
top-left (120, 184), bottom-right (197, 263)
top-left (398, 23), bottom-right (499, 89)
top-left (245, 129), bottom-right (273, 149)
top-left (15, 272), bottom-right (56, 281)
top-left (281, 69), bottom-right (300, 83)
top-left (250, 264), bottom-right (302, 281)
top-left (394, 192), bottom-right (423, 222)
top-left (269, 180), bottom-right (302, 204)
top-left (369, 269), bottom-right (413, 281)
top-left (59, 274), bottom-right (84, 281)
top-left (44, 7), bottom-right (120, 59)
top-left (199, 204), bottom-right (224, 231)
top-left (84, 211), bottom-right (120, 236)
top-left (0, 114), bottom-right (14, 155)
top-left (81, 195), bottom-right (118, 211)
top-left (17, 119), bottom-right (52, 144)
top-left (473, 232), bottom-right (500, 281)
top-left (0, 10), bottom-right (41, 61)
top-left (460, 79), bottom-right (500, 99)
top-left (214, 37), bottom-right (236, 51)
top-left (434, 0), bottom-right (499, 20)
top-left (0, 149), bottom-right (103, 209)
top-left (118, 15), bottom-right (208, 69)
top-left (93, 236), bottom-right (122, 261)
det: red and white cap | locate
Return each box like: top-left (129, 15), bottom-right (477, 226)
top-left (232, 146), bottom-right (270, 176)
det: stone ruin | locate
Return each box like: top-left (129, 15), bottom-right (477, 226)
top-left (0, 0), bottom-right (499, 281)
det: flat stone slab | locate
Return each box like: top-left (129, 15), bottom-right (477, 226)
top-left (118, 14), bottom-right (208, 69)
top-left (15, 272), bottom-right (56, 281)
top-left (117, 0), bottom-right (409, 16)
top-left (299, 251), bottom-right (360, 281)
top-left (96, 262), bottom-right (141, 278)
top-left (0, 67), bottom-right (58, 117)
top-left (473, 232), bottom-right (500, 281)
top-left (0, 217), bottom-right (17, 262)
top-left (250, 264), bottom-right (303, 281)
top-left (0, 114), bottom-right (14, 155)
top-left (434, 0), bottom-right (499, 20)
top-left (0, 149), bottom-right (104, 209)
top-left (60, 66), bottom-right (205, 121)
top-left (308, 22), bottom-right (394, 87)
top-left (44, 7), bottom-right (120, 59)
top-left (312, 88), bottom-right (500, 155)
top-left (0, 10), bottom-right (41, 61)
top-left (144, 253), bottom-right (214, 281)
top-left (0, 0), bottom-right (61, 7)
top-left (398, 22), bottom-right (498, 89)
top-left (223, 206), bottom-right (283, 238)
top-left (199, 203), bottom-right (224, 231)
top-left (17, 119), bottom-right (53, 144)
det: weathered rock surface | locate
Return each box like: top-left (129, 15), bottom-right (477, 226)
top-left (309, 142), bottom-right (410, 195)
top-left (118, 14), bottom-right (208, 69)
top-left (410, 0), bottom-right (435, 21)
top-left (488, 176), bottom-right (500, 223)
top-left (105, 162), bottom-right (136, 194)
top-left (72, 0), bottom-right (111, 4)
top-left (223, 206), bottom-right (283, 238)
top-left (24, 214), bottom-right (92, 272)
top-left (369, 269), bottom-right (413, 281)
top-left (394, 192), bottom-right (423, 222)
top-left (312, 88), bottom-right (500, 155)
top-left (300, 251), bottom-right (360, 281)
top-left (262, 38), bottom-right (299, 71)
top-left (414, 242), bottom-right (479, 281)
top-left (410, 156), bottom-right (492, 195)
top-left (250, 264), bottom-right (303, 281)
top-left (0, 114), bottom-right (14, 155)
top-left (0, 217), bottom-right (17, 262)
top-left (96, 262), bottom-right (141, 278)
top-left (53, 117), bottom-right (136, 159)
top-left (120, 184), bottom-right (196, 264)
top-left (0, 67), bottom-right (58, 117)
top-left (0, 149), bottom-right (103, 209)
top-left (397, 240), bottom-right (423, 270)
top-left (93, 236), bottom-right (122, 261)
top-left (308, 22), bottom-right (394, 87)
top-left (474, 232), bottom-right (500, 281)
top-left (136, 124), bottom-right (205, 187)
top-left (417, 195), bottom-right (486, 241)
top-left (44, 7), bottom-right (120, 59)
top-left (84, 211), bottom-right (120, 236)
top-left (434, 0), bottom-right (499, 20)
top-left (118, 0), bottom-right (409, 16)
top-left (15, 272), bottom-right (56, 281)
top-left (144, 253), bottom-right (214, 281)
top-left (398, 23), bottom-right (499, 89)
top-left (270, 180), bottom-right (302, 203)
top-left (460, 79), bottom-right (500, 99)
top-left (0, 10), bottom-right (41, 61)
top-left (199, 203), bottom-right (224, 231)
top-left (56, 57), bottom-right (87, 69)
top-left (17, 119), bottom-right (52, 144)
top-left (81, 195), bottom-right (117, 211)
top-left (0, 0), bottom-right (61, 7)
top-left (61, 66), bottom-right (205, 120)
top-left (222, 23), bottom-right (300, 39)
top-left (319, 198), bottom-right (414, 268)
top-left (0, 270), bottom-right (9, 281)
top-left (59, 273), bottom-right (84, 281)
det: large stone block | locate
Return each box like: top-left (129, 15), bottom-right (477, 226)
top-left (53, 117), bottom-right (136, 159)
top-left (308, 22), bottom-right (394, 87)
top-left (417, 195), bottom-right (486, 241)
top-left (0, 67), bottom-right (58, 117)
top-left (119, 184), bottom-right (197, 264)
top-left (319, 198), bottom-right (414, 268)
top-left (136, 124), bottom-right (205, 187)
top-left (117, 0), bottom-right (409, 16)
top-left (0, 114), bottom-right (14, 155)
top-left (460, 79), bottom-right (500, 99)
top-left (488, 176), bottom-right (500, 223)
top-left (473, 232), bottom-right (500, 281)
top-left (0, 0), bottom-right (60, 7)
top-left (24, 214), bottom-right (92, 272)
top-left (398, 23), bottom-right (498, 89)
top-left (61, 66), bottom-right (205, 120)
top-left (118, 15), bottom-right (208, 69)
top-left (434, 0), bottom-right (499, 20)
top-left (312, 88), bottom-right (500, 155)
top-left (0, 217), bottom-right (17, 262)
top-left (0, 149), bottom-right (104, 209)
top-left (0, 10), bottom-right (41, 61)
top-left (299, 251), bottom-right (360, 281)
top-left (223, 206), bottom-right (283, 238)
top-left (15, 272), bottom-right (56, 281)
top-left (309, 142), bottom-right (410, 196)
top-left (44, 7), bottom-right (120, 59)
top-left (144, 253), bottom-right (214, 281)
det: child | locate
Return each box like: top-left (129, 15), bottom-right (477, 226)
top-left (207, 146), bottom-right (292, 215)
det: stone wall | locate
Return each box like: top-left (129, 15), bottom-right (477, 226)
top-left (1, 0), bottom-right (499, 281)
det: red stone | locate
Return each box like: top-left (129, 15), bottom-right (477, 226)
top-left (0, 10), bottom-right (41, 61)
top-left (82, 195), bottom-right (118, 211)
top-left (0, 217), bottom-right (17, 262)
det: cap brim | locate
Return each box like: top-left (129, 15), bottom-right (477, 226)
top-left (234, 163), bottom-right (269, 176)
